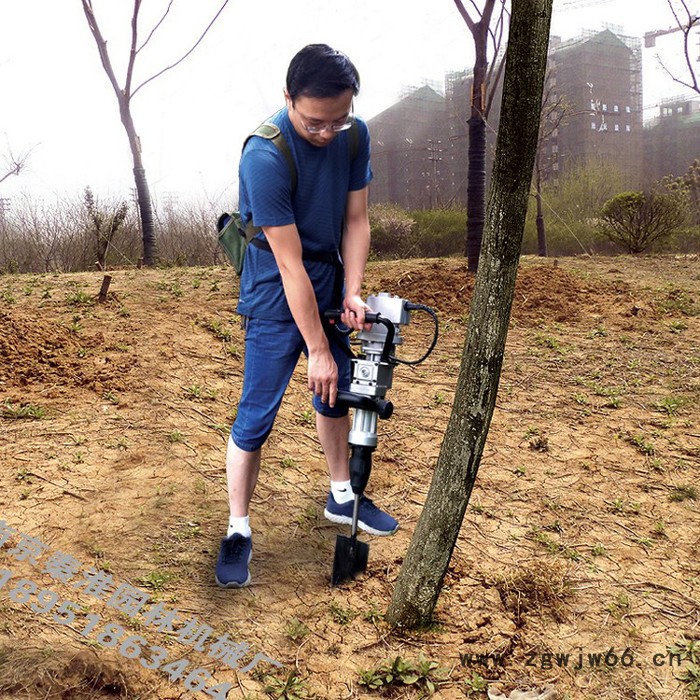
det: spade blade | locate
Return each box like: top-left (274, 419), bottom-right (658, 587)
top-left (331, 534), bottom-right (369, 586)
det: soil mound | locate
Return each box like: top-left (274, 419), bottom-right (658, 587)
top-left (0, 310), bottom-right (134, 392)
top-left (373, 260), bottom-right (633, 323)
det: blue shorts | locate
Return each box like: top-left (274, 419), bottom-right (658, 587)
top-left (230, 317), bottom-right (351, 452)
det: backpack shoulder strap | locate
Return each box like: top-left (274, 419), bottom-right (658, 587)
top-left (243, 122), bottom-right (297, 193)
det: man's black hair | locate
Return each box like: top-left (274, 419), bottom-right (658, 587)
top-left (286, 44), bottom-right (360, 102)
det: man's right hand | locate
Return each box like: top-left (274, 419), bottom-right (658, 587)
top-left (307, 345), bottom-right (338, 408)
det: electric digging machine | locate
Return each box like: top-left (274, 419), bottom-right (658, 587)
top-left (323, 293), bottom-right (438, 585)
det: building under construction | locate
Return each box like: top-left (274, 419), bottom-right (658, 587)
top-left (368, 27), bottom-right (646, 208)
top-left (644, 96), bottom-right (700, 182)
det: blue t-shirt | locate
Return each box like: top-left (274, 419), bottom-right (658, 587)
top-left (237, 108), bottom-right (373, 321)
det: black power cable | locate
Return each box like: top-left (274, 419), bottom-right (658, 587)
top-left (392, 302), bottom-right (439, 366)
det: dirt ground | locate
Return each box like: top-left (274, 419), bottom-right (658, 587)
top-left (0, 254), bottom-right (698, 700)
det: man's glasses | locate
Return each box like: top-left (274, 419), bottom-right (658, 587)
top-left (295, 105), bottom-right (354, 134)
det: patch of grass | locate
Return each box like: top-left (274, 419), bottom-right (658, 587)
top-left (358, 653), bottom-right (448, 696)
top-left (627, 433), bottom-right (656, 456)
top-left (464, 672), bottom-right (489, 695)
top-left (656, 395), bottom-right (687, 417)
top-left (329, 601), bottom-right (356, 625)
top-left (284, 617), bottom-right (309, 641)
top-left (669, 484), bottom-right (698, 502)
top-left (657, 287), bottom-right (699, 316)
top-left (167, 430), bottom-right (184, 443)
top-left (432, 392), bottom-right (447, 406)
top-left (607, 591), bottom-right (631, 618)
top-left (363, 602), bottom-right (385, 625)
top-left (591, 543), bottom-right (607, 556)
top-left (156, 280), bottom-right (184, 298)
top-left (1, 402), bottom-right (47, 420)
top-left (65, 290), bottom-right (94, 307)
top-left (184, 384), bottom-right (217, 401)
top-left (264, 671), bottom-right (312, 699)
top-left (534, 333), bottom-right (562, 350)
top-left (204, 319), bottom-right (233, 342)
top-left (668, 639), bottom-right (700, 698)
top-left (138, 571), bottom-right (175, 591)
top-left (296, 409), bottom-right (314, 425)
top-left (102, 390), bottom-right (119, 405)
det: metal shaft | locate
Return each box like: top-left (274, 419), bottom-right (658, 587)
top-left (351, 494), bottom-right (361, 538)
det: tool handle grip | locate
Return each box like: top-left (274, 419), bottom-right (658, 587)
top-left (323, 309), bottom-right (380, 324)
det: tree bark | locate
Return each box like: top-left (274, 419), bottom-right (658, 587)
top-left (386, 0), bottom-right (553, 629)
top-left (466, 111), bottom-right (487, 271)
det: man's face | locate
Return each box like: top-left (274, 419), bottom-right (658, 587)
top-left (285, 89), bottom-right (354, 148)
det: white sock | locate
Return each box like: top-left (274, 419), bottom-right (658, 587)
top-left (331, 480), bottom-right (354, 504)
top-left (227, 515), bottom-right (251, 538)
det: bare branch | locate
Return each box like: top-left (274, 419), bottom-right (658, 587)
top-left (659, 0), bottom-right (700, 94)
top-left (125, 0), bottom-right (142, 98)
top-left (80, 0), bottom-right (124, 101)
top-left (0, 145), bottom-right (34, 185)
top-left (132, 0), bottom-right (231, 98)
top-left (454, 0), bottom-right (477, 31)
top-left (137, 0), bottom-right (175, 54)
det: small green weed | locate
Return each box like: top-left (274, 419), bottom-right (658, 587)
top-left (296, 409), bottom-right (314, 425)
top-left (669, 484), bottom-right (698, 502)
top-left (284, 617), bottom-right (309, 641)
top-left (668, 638), bottom-right (700, 697)
top-left (628, 433), bottom-right (655, 456)
top-left (358, 653), bottom-right (448, 696)
top-left (264, 671), bottom-right (311, 699)
top-left (205, 319), bottom-right (233, 342)
top-left (657, 395), bottom-right (687, 417)
top-left (1, 402), bottom-right (46, 420)
top-left (432, 392), bottom-right (446, 406)
top-left (168, 430), bottom-right (184, 443)
top-left (329, 601), bottom-right (356, 625)
top-left (534, 333), bottom-right (562, 350)
top-left (465, 672), bottom-right (489, 695)
top-left (65, 290), bottom-right (94, 307)
top-left (138, 571), bottom-right (175, 591)
top-left (185, 384), bottom-right (217, 401)
top-left (102, 390), bottom-right (119, 405)
top-left (363, 602), bottom-right (384, 625)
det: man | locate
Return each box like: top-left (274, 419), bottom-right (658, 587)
top-left (216, 44), bottom-right (398, 588)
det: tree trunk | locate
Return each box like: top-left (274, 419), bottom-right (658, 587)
top-left (535, 171), bottom-right (547, 257)
top-left (119, 99), bottom-right (156, 266)
top-left (465, 28), bottom-right (489, 273)
top-left (466, 112), bottom-right (487, 271)
top-left (386, 0), bottom-right (553, 629)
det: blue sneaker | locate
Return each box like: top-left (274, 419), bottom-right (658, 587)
top-left (324, 493), bottom-right (399, 536)
top-left (215, 534), bottom-right (252, 588)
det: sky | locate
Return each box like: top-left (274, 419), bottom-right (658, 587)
top-left (0, 0), bottom-right (697, 209)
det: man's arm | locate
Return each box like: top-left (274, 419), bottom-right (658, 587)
top-left (340, 186), bottom-right (371, 329)
top-left (263, 224), bottom-right (339, 407)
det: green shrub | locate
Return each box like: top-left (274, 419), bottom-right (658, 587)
top-left (408, 209), bottom-right (466, 257)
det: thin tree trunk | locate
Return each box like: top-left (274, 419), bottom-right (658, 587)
top-left (535, 170), bottom-right (547, 257)
top-left (465, 23), bottom-right (490, 273)
top-left (386, 0), bottom-right (553, 629)
top-left (118, 99), bottom-right (156, 266)
top-left (466, 112), bottom-right (487, 271)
